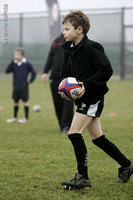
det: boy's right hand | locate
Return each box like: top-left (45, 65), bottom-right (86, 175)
top-left (10, 60), bottom-right (14, 65)
top-left (42, 73), bottom-right (48, 84)
top-left (77, 82), bottom-right (85, 99)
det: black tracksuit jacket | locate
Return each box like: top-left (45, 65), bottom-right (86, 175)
top-left (43, 34), bottom-right (64, 79)
top-left (61, 35), bottom-right (113, 105)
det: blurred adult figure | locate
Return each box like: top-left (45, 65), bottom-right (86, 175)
top-left (42, 34), bottom-right (74, 134)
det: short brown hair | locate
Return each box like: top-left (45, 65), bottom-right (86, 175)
top-left (15, 47), bottom-right (25, 56)
top-left (62, 10), bottom-right (90, 34)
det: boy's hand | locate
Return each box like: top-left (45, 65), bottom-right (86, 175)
top-left (42, 73), bottom-right (48, 84)
top-left (77, 82), bottom-right (85, 99)
top-left (10, 60), bottom-right (14, 65)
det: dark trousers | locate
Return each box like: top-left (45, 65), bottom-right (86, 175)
top-left (50, 78), bottom-right (74, 130)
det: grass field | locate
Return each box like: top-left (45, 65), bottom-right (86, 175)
top-left (0, 77), bottom-right (133, 200)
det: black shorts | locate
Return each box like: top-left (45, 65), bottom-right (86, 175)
top-left (76, 98), bottom-right (104, 117)
top-left (12, 90), bottom-right (29, 102)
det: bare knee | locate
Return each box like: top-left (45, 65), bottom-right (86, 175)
top-left (14, 102), bottom-right (19, 106)
top-left (24, 102), bottom-right (29, 106)
top-left (68, 126), bottom-right (83, 135)
top-left (87, 117), bottom-right (103, 140)
top-left (90, 132), bottom-right (103, 140)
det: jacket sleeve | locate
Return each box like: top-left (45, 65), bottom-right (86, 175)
top-left (5, 61), bottom-right (14, 73)
top-left (43, 41), bottom-right (55, 74)
top-left (28, 63), bottom-right (37, 83)
top-left (83, 43), bottom-right (113, 92)
top-left (60, 51), bottom-right (68, 82)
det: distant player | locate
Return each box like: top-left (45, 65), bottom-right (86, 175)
top-left (6, 47), bottom-right (37, 123)
top-left (60, 11), bottom-right (133, 189)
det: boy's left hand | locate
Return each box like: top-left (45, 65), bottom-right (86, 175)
top-left (77, 82), bottom-right (85, 99)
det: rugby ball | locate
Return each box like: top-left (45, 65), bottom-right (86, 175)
top-left (58, 77), bottom-right (81, 101)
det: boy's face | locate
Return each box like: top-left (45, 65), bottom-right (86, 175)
top-left (14, 51), bottom-right (23, 62)
top-left (62, 22), bottom-right (82, 44)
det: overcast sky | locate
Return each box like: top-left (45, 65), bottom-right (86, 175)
top-left (0, 0), bottom-right (132, 42)
top-left (1, 0), bottom-right (133, 13)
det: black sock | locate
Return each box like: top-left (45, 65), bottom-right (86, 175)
top-left (68, 134), bottom-right (88, 179)
top-left (24, 106), bottom-right (29, 120)
top-left (92, 135), bottom-right (130, 168)
top-left (14, 106), bottom-right (19, 118)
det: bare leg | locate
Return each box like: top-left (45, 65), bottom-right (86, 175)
top-left (68, 112), bottom-right (93, 135)
top-left (87, 117), bottom-right (103, 139)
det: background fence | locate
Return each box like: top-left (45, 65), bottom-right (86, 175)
top-left (0, 7), bottom-right (133, 79)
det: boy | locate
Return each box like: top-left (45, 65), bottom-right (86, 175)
top-left (60, 11), bottom-right (133, 189)
top-left (42, 33), bottom-right (74, 134)
top-left (6, 47), bottom-right (37, 123)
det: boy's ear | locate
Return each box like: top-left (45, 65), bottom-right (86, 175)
top-left (77, 26), bottom-right (83, 34)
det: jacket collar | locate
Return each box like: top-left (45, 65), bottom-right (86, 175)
top-left (14, 57), bottom-right (26, 66)
top-left (63, 35), bottom-right (88, 52)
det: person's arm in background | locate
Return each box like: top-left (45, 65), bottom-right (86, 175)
top-left (28, 62), bottom-right (37, 83)
top-left (5, 60), bottom-right (14, 73)
top-left (42, 41), bottom-right (55, 83)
